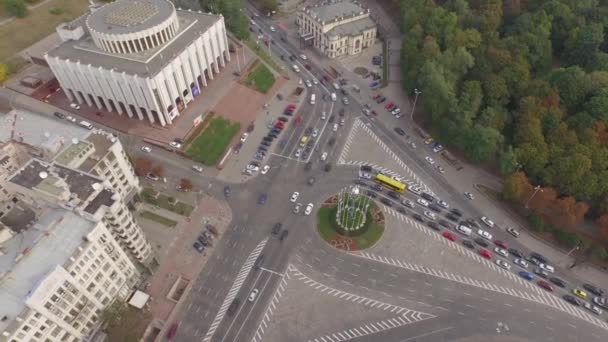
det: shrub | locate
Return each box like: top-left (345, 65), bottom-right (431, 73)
top-left (527, 213), bottom-right (544, 232)
top-left (4, 0), bottom-right (28, 18)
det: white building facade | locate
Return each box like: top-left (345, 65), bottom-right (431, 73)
top-left (297, 1), bottom-right (377, 58)
top-left (45, 0), bottom-right (230, 126)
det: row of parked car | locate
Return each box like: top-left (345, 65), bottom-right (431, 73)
top-left (192, 224), bottom-right (217, 253)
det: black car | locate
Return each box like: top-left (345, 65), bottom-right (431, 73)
top-left (53, 112), bottom-right (65, 119)
top-left (193, 241), bottom-right (205, 253)
top-left (324, 163), bottom-right (332, 172)
top-left (328, 137), bottom-right (336, 146)
top-left (258, 193), bottom-right (268, 205)
top-left (268, 133), bottom-right (278, 139)
top-left (380, 198), bottom-right (393, 207)
top-left (394, 127), bottom-right (406, 136)
top-left (224, 186), bottom-right (231, 197)
top-left (463, 219), bottom-right (481, 229)
top-left (304, 127), bottom-right (313, 135)
top-left (271, 128), bottom-right (281, 134)
top-left (583, 283), bottom-right (605, 297)
top-left (474, 238), bottom-right (489, 248)
top-left (366, 190), bottom-right (378, 198)
top-left (261, 141), bottom-right (271, 147)
top-left (250, 161), bottom-right (261, 167)
top-left (563, 295), bottom-right (580, 306)
top-left (272, 223), bottom-right (282, 235)
top-left (258, 146), bottom-right (268, 152)
top-left (354, 179), bottom-right (367, 186)
top-left (254, 255), bottom-right (265, 269)
top-left (427, 221), bottom-right (440, 231)
top-left (412, 214), bottom-right (424, 222)
top-left (227, 298), bottom-right (241, 315)
top-left (279, 229), bottom-right (289, 241)
top-left (361, 165), bottom-right (373, 172)
top-left (397, 206), bottom-right (407, 214)
top-left (387, 191), bottom-right (400, 200)
top-left (438, 219), bottom-right (451, 229)
top-left (372, 184), bottom-right (383, 192)
top-left (462, 240), bottom-right (475, 249)
top-left (508, 248), bottom-right (523, 258)
top-left (305, 161), bottom-right (313, 171)
top-left (421, 192), bottom-right (435, 202)
top-left (328, 115), bottom-right (336, 123)
top-left (450, 208), bottom-right (463, 217)
top-left (550, 277), bottom-right (567, 288)
top-left (445, 213), bottom-right (459, 222)
top-left (289, 55), bottom-right (296, 61)
top-left (278, 116), bottom-right (288, 122)
top-left (277, 93), bottom-right (284, 100)
top-left (428, 204), bottom-right (442, 212)
top-left (530, 252), bottom-right (548, 264)
top-left (262, 136), bottom-right (272, 142)
top-left (533, 268), bottom-right (549, 279)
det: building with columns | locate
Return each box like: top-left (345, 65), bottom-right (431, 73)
top-left (297, 0), bottom-right (377, 59)
top-left (45, 0), bottom-right (230, 126)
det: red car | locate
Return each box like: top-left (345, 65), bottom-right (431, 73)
top-left (442, 231), bottom-right (457, 241)
top-left (494, 240), bottom-right (508, 249)
top-left (537, 280), bottom-right (554, 292)
top-left (479, 249), bottom-right (493, 259)
top-left (274, 122), bottom-right (284, 129)
top-left (286, 105), bottom-right (296, 110)
top-left (384, 102), bottom-right (394, 110)
top-left (372, 94), bottom-right (381, 100)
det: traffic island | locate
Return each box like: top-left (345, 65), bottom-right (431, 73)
top-left (317, 187), bottom-right (385, 251)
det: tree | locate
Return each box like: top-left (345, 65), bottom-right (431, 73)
top-left (502, 171), bottom-right (533, 203)
top-left (0, 63), bottom-right (8, 83)
top-left (258, 0), bottom-right (277, 13)
top-left (564, 23), bottom-right (604, 68)
top-left (464, 125), bottom-right (503, 162)
top-left (151, 165), bottom-right (164, 178)
top-left (584, 88), bottom-right (608, 124)
top-left (134, 158), bottom-right (152, 177)
top-left (499, 146), bottom-right (519, 175)
top-left (179, 178), bottom-right (193, 191)
top-left (3, 0), bottom-right (27, 18)
top-left (548, 66), bottom-right (590, 112)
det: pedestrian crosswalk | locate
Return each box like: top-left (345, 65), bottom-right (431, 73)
top-left (337, 118), bottom-right (434, 195)
top-left (251, 264), bottom-right (292, 342)
top-left (202, 238), bottom-right (268, 342)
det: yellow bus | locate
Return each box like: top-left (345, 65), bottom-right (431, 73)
top-left (375, 174), bottom-right (406, 193)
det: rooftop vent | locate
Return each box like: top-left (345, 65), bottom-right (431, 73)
top-left (39, 172), bottom-right (48, 179)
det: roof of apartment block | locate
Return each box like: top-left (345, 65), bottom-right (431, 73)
top-left (305, 1), bottom-right (367, 23)
top-left (326, 16), bottom-right (375, 37)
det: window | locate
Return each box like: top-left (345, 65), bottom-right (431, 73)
top-left (22, 325), bottom-right (31, 332)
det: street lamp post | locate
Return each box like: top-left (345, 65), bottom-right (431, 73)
top-left (410, 88), bottom-right (421, 121)
top-left (525, 185), bottom-right (543, 209)
top-left (566, 245), bottom-right (580, 257)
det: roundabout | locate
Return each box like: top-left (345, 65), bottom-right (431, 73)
top-left (317, 186), bottom-right (385, 251)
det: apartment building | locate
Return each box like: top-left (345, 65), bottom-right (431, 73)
top-left (0, 209), bottom-right (140, 342)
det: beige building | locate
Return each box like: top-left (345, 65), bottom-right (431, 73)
top-left (297, 1), bottom-right (377, 58)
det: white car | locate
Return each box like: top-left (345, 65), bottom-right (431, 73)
top-left (312, 78), bottom-right (318, 85)
top-left (433, 144), bottom-right (444, 153)
top-left (437, 200), bottom-right (449, 209)
top-left (464, 192), bottom-right (474, 200)
top-left (240, 133), bottom-right (249, 142)
top-left (305, 203), bottom-right (314, 215)
top-left (423, 210), bottom-right (436, 220)
top-left (402, 199), bottom-right (415, 208)
top-left (295, 149), bottom-right (302, 158)
top-left (269, 26), bottom-right (276, 32)
top-left (409, 142), bottom-right (417, 149)
top-left (408, 186), bottom-right (422, 195)
top-left (66, 115), bottom-right (77, 123)
top-left (539, 263), bottom-right (555, 273)
top-left (495, 259), bottom-right (511, 270)
top-left (494, 247), bottom-right (509, 258)
top-left (293, 203), bottom-right (302, 214)
top-left (361, 172), bottom-right (371, 179)
top-left (169, 141), bottom-right (182, 148)
top-left (192, 165), bottom-right (203, 173)
top-left (321, 111), bottom-right (327, 120)
top-left (290, 192), bottom-right (300, 202)
top-left (312, 128), bottom-right (319, 138)
top-left (298, 78), bottom-right (303, 85)
top-left (514, 258), bottom-right (529, 269)
top-left (249, 288), bottom-right (259, 302)
top-left (305, 80), bottom-right (312, 88)
top-left (425, 156), bottom-right (435, 165)
top-left (506, 227), bottom-right (520, 237)
top-left (300, 54), bottom-right (308, 60)
top-left (69, 103), bottom-right (80, 110)
top-left (321, 152), bottom-right (328, 161)
top-left (476, 229), bottom-right (493, 240)
top-left (141, 146), bottom-right (151, 153)
top-left (584, 302), bottom-right (603, 315)
top-left (332, 124), bottom-right (338, 132)
top-left (481, 216), bottom-right (495, 228)
top-left (416, 198), bottom-right (429, 207)
top-left (261, 165), bottom-right (270, 174)
top-left (342, 97), bottom-right (349, 105)
top-left (392, 108), bottom-right (401, 115)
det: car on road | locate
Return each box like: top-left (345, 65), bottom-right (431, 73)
top-left (506, 227), bottom-right (520, 237)
top-left (366, 190), bottom-right (378, 198)
top-left (494, 240), bottom-right (508, 249)
top-left (426, 221), bottom-right (440, 231)
top-left (340, 118), bottom-right (346, 126)
top-left (294, 149), bottom-right (302, 158)
top-left (387, 191), bottom-right (400, 200)
top-left (272, 223), bottom-right (282, 235)
top-left (421, 192), bottom-right (435, 202)
top-left (332, 123), bottom-right (338, 132)
top-left (572, 288), bottom-right (588, 300)
top-left (269, 25), bottom-right (276, 31)
top-left (464, 192), bottom-right (474, 200)
top-left (169, 141), bottom-right (182, 148)
top-left (293, 203), bottom-right (302, 214)
top-left (493, 247), bottom-right (508, 258)
top-left (305, 79), bottom-right (312, 88)
top-left (324, 163), bottom-right (332, 172)
top-left (462, 240), bottom-right (475, 249)
top-left (508, 248), bottom-right (523, 258)
top-left (518, 271), bottom-right (534, 281)
top-left (423, 210), bottom-right (436, 220)
top-left (401, 199), bottom-right (415, 209)
top-left (258, 193), bottom-right (268, 205)
top-left (408, 185), bottom-right (422, 195)
top-left (380, 198), bottom-right (393, 207)
top-left (425, 156), bottom-right (435, 164)
top-left (583, 283), bottom-right (605, 297)
top-left (481, 216), bottom-right (495, 228)
top-left (227, 299), bottom-right (240, 316)
top-left (300, 54), bottom-right (307, 60)
top-left (312, 128), bottom-right (319, 138)
top-left (193, 241), bottom-right (205, 253)
top-left (436, 165), bottom-right (445, 174)
top-left (445, 213), bottom-right (459, 222)
top-left (224, 186), bottom-right (231, 197)
top-left (474, 237), bottom-right (489, 247)
top-left (534, 268), bottom-right (549, 279)
top-left (428, 203), bottom-right (442, 213)
top-left (146, 172), bottom-right (159, 181)
top-left (412, 213), bottom-right (424, 222)
top-left (342, 97), bottom-right (349, 105)
top-left (240, 133), bottom-right (249, 142)
top-left (438, 219), bottom-right (451, 229)
top-left (249, 289), bottom-right (259, 302)
top-left (321, 111), bottom-right (327, 120)
top-left (593, 296), bottom-right (607, 309)
top-left (394, 127), bottom-right (406, 136)
top-left (385, 102), bottom-right (395, 110)
top-left (321, 152), bottom-right (328, 161)
top-left (308, 177), bottom-right (316, 186)
top-left (513, 258), bottom-right (529, 269)
top-left (260, 165), bottom-right (270, 174)
top-left (437, 200), bottom-right (449, 209)
top-left (550, 277), bottom-right (567, 288)
top-left (140, 146), bottom-right (152, 153)
top-left (279, 229), bottom-right (289, 241)
top-left (416, 198), bottom-right (429, 207)
top-left (583, 302), bottom-right (603, 315)
top-left (563, 295), bottom-right (581, 306)
top-left (290, 192), bottom-right (300, 202)
top-left (397, 206), bottom-right (407, 215)
top-left (479, 249), bottom-right (492, 260)
top-left (476, 229), bottom-right (493, 240)
top-left (496, 259), bottom-right (511, 270)
top-left (409, 142), bottom-right (417, 149)
top-left (69, 103), bottom-right (81, 110)
top-left (538, 263), bottom-right (555, 274)
top-left (305, 203), bottom-right (314, 215)
top-left (537, 280), bottom-right (554, 292)
top-left (443, 231), bottom-right (457, 241)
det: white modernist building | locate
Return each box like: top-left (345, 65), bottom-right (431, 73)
top-left (297, 0), bottom-right (377, 58)
top-left (45, 0), bottom-right (230, 126)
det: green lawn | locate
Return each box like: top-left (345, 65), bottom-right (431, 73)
top-left (244, 38), bottom-right (285, 76)
top-left (141, 188), bottom-right (195, 217)
top-left (317, 204), bottom-right (385, 250)
top-left (244, 63), bottom-right (275, 93)
top-left (140, 211), bottom-right (178, 227)
top-left (186, 117), bottom-right (240, 166)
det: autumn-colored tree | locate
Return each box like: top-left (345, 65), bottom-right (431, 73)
top-left (151, 165), bottom-right (164, 177)
top-left (179, 178), bottom-right (193, 191)
top-left (528, 186), bottom-right (558, 214)
top-left (134, 157), bottom-right (152, 176)
top-left (502, 171), bottom-right (533, 203)
top-left (597, 214), bottom-right (608, 244)
top-left (550, 196), bottom-right (589, 227)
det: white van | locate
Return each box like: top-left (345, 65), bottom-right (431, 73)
top-left (79, 121), bottom-right (93, 130)
top-left (455, 225), bottom-right (472, 236)
top-left (310, 93), bottom-right (316, 105)
top-left (330, 93), bottom-right (337, 102)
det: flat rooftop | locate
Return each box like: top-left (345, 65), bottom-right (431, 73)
top-left (54, 139), bottom-right (93, 166)
top-left (306, 1), bottom-right (366, 22)
top-left (84, 188), bottom-right (116, 214)
top-left (54, 164), bottom-right (102, 202)
top-left (0, 204), bottom-right (36, 234)
top-left (0, 209), bottom-right (94, 332)
top-left (47, 10), bottom-right (221, 77)
top-left (327, 16), bottom-right (375, 37)
top-left (87, 0), bottom-right (174, 35)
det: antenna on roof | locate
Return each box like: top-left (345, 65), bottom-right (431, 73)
top-left (39, 172), bottom-right (48, 179)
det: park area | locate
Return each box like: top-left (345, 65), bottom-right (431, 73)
top-left (244, 62), bottom-right (275, 93)
top-left (186, 116), bottom-right (240, 166)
